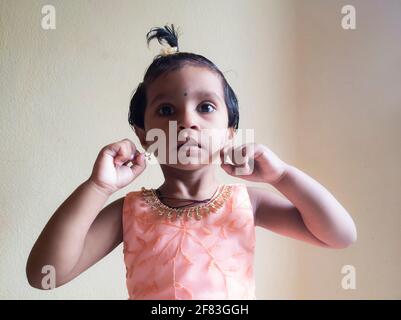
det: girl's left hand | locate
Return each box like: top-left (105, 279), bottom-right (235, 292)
top-left (220, 143), bottom-right (289, 185)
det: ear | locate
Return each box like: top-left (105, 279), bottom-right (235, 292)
top-left (221, 127), bottom-right (235, 150)
top-left (133, 124), bottom-right (149, 150)
top-left (226, 127), bottom-right (235, 142)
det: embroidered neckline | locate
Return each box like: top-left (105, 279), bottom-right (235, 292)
top-left (141, 184), bottom-right (233, 220)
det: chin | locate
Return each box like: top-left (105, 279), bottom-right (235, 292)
top-left (165, 162), bottom-right (208, 171)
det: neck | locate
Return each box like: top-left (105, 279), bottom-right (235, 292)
top-left (157, 164), bottom-right (221, 200)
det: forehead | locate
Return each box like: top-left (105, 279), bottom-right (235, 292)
top-left (147, 65), bottom-right (224, 102)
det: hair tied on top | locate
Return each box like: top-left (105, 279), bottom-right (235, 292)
top-left (146, 24), bottom-right (180, 56)
top-left (128, 24), bottom-right (240, 131)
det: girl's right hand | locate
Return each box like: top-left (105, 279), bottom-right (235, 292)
top-left (88, 139), bottom-right (146, 195)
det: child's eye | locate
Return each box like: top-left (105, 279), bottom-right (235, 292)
top-left (158, 105), bottom-right (174, 116)
top-left (197, 103), bottom-right (216, 113)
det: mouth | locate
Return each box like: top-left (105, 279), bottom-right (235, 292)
top-left (177, 138), bottom-right (202, 150)
top-left (177, 142), bottom-right (202, 150)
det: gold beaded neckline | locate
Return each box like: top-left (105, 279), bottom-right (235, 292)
top-left (141, 184), bottom-right (233, 220)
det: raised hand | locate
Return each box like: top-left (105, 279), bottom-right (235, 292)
top-left (220, 143), bottom-right (289, 184)
top-left (89, 138), bottom-right (146, 195)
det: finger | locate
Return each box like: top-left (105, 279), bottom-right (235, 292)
top-left (234, 144), bottom-right (256, 168)
top-left (220, 146), bottom-right (228, 164)
top-left (121, 139), bottom-right (137, 160)
top-left (233, 155), bottom-right (252, 176)
top-left (130, 152), bottom-right (146, 176)
top-left (222, 145), bottom-right (235, 165)
top-left (220, 162), bottom-right (235, 175)
top-left (131, 150), bottom-right (144, 166)
top-left (114, 139), bottom-right (137, 165)
top-left (230, 145), bottom-right (247, 167)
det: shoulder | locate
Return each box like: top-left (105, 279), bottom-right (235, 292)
top-left (124, 188), bottom-right (144, 203)
top-left (121, 188), bottom-right (146, 216)
top-left (226, 184), bottom-right (261, 221)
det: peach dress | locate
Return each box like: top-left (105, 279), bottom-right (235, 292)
top-left (122, 183), bottom-right (256, 300)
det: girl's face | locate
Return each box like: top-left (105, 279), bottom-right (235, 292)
top-left (137, 65), bottom-right (234, 170)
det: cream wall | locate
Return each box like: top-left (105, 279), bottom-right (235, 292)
top-left (0, 0), bottom-right (399, 299)
top-left (293, 0), bottom-right (401, 299)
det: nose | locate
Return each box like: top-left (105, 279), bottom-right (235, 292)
top-left (177, 108), bottom-right (200, 131)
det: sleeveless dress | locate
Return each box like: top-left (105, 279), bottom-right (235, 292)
top-left (122, 183), bottom-right (256, 300)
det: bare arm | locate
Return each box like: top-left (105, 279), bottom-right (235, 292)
top-left (223, 143), bottom-right (357, 249)
top-left (26, 139), bottom-right (146, 289)
top-left (248, 165), bottom-right (357, 249)
top-left (248, 186), bottom-right (333, 248)
top-left (26, 179), bottom-right (123, 289)
top-left (66, 192), bottom-right (124, 283)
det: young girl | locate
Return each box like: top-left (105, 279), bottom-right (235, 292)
top-left (26, 24), bottom-right (357, 300)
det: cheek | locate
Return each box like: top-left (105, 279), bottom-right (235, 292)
top-left (199, 128), bottom-right (229, 153)
top-left (142, 116), bottom-right (169, 147)
top-left (218, 109), bottom-right (231, 130)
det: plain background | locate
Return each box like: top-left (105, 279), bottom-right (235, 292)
top-left (1, 0), bottom-right (400, 299)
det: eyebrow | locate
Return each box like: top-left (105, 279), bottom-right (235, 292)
top-left (149, 91), bottom-right (223, 106)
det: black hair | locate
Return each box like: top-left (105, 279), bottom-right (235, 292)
top-left (128, 24), bottom-right (239, 131)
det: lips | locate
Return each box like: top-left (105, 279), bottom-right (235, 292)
top-left (177, 138), bottom-right (201, 150)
